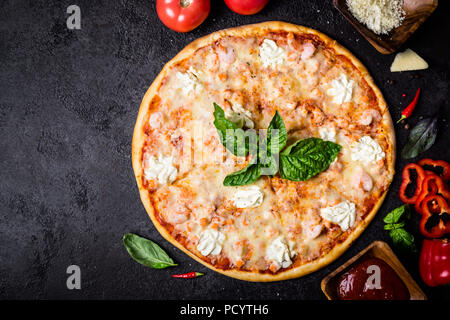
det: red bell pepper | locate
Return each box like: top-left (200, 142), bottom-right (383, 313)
top-left (419, 194), bottom-right (450, 238)
top-left (399, 163), bottom-right (426, 204)
top-left (418, 158), bottom-right (450, 181)
top-left (419, 238), bottom-right (450, 287)
top-left (414, 173), bottom-right (450, 213)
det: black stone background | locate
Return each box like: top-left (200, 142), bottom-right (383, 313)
top-left (0, 0), bottom-right (449, 300)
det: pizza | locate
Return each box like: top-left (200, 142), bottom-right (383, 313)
top-left (132, 22), bottom-right (395, 281)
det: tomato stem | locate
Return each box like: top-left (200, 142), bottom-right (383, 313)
top-left (180, 0), bottom-right (192, 8)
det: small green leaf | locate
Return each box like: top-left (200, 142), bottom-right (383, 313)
top-left (401, 116), bottom-right (438, 159)
top-left (223, 163), bottom-right (261, 186)
top-left (123, 233), bottom-right (177, 269)
top-left (257, 133), bottom-right (271, 166)
top-left (260, 155), bottom-right (279, 176)
top-left (384, 222), bottom-right (406, 231)
top-left (383, 205), bottom-right (410, 224)
top-left (213, 103), bottom-right (251, 157)
top-left (279, 138), bottom-right (342, 181)
top-left (267, 111), bottom-right (287, 154)
top-left (389, 228), bottom-right (417, 252)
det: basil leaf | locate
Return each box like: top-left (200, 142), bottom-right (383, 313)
top-left (279, 138), bottom-right (342, 181)
top-left (260, 154), bottom-right (279, 176)
top-left (267, 111), bottom-right (287, 154)
top-left (383, 205), bottom-right (410, 224)
top-left (257, 133), bottom-right (271, 166)
top-left (223, 163), bottom-right (261, 186)
top-left (401, 116), bottom-right (438, 159)
top-left (384, 222), bottom-right (406, 231)
top-left (389, 228), bottom-right (417, 252)
top-left (123, 233), bottom-right (177, 269)
top-left (213, 103), bottom-right (249, 157)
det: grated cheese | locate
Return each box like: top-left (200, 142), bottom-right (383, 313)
top-left (346, 0), bottom-right (405, 35)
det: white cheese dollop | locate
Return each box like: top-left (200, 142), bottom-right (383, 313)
top-left (175, 67), bottom-right (201, 95)
top-left (231, 104), bottom-right (252, 120)
top-left (266, 236), bottom-right (294, 269)
top-left (144, 154), bottom-right (177, 185)
top-left (232, 186), bottom-right (264, 208)
top-left (327, 74), bottom-right (354, 104)
top-left (225, 104), bottom-right (254, 129)
top-left (197, 229), bottom-right (225, 256)
top-left (259, 39), bottom-right (286, 68)
top-left (320, 200), bottom-right (356, 231)
top-left (351, 136), bottom-right (385, 163)
top-left (319, 126), bottom-right (336, 142)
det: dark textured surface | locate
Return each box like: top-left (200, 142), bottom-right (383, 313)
top-left (0, 0), bottom-right (449, 300)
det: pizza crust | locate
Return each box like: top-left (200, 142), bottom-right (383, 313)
top-left (132, 21), bottom-right (395, 282)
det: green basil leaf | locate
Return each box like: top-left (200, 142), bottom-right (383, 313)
top-left (257, 133), bottom-right (270, 166)
top-left (213, 103), bottom-right (249, 157)
top-left (383, 222), bottom-right (406, 231)
top-left (123, 233), bottom-right (177, 269)
top-left (383, 204), bottom-right (410, 224)
top-left (261, 154), bottom-right (279, 176)
top-left (389, 228), bottom-right (417, 252)
top-left (223, 163), bottom-right (261, 186)
top-left (401, 116), bottom-right (438, 159)
top-left (267, 111), bottom-right (287, 154)
top-left (279, 138), bottom-right (342, 181)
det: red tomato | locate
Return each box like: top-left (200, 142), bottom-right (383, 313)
top-left (224, 0), bottom-right (269, 15)
top-left (156, 0), bottom-right (210, 32)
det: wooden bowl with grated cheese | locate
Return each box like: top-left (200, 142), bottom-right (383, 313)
top-left (334, 0), bottom-right (438, 54)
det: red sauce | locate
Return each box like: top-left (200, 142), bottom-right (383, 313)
top-left (337, 257), bottom-right (410, 300)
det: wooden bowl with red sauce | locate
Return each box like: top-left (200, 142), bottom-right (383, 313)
top-left (321, 241), bottom-right (427, 300)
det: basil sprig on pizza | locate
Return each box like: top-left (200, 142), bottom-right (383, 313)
top-left (213, 103), bottom-right (342, 186)
top-left (132, 22), bottom-right (395, 281)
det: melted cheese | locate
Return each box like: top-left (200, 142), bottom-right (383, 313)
top-left (319, 126), bottom-right (337, 142)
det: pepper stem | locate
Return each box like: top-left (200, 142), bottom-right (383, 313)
top-left (397, 115), bottom-right (406, 124)
top-left (195, 272), bottom-right (204, 277)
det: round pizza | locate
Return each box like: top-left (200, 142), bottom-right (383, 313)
top-left (132, 22), bottom-right (395, 281)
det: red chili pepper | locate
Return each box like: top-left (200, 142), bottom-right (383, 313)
top-left (171, 272), bottom-right (204, 279)
top-left (418, 158), bottom-right (450, 181)
top-left (419, 194), bottom-right (450, 238)
top-left (419, 239), bottom-right (450, 287)
top-left (397, 88), bottom-right (421, 123)
top-left (399, 163), bottom-right (426, 204)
